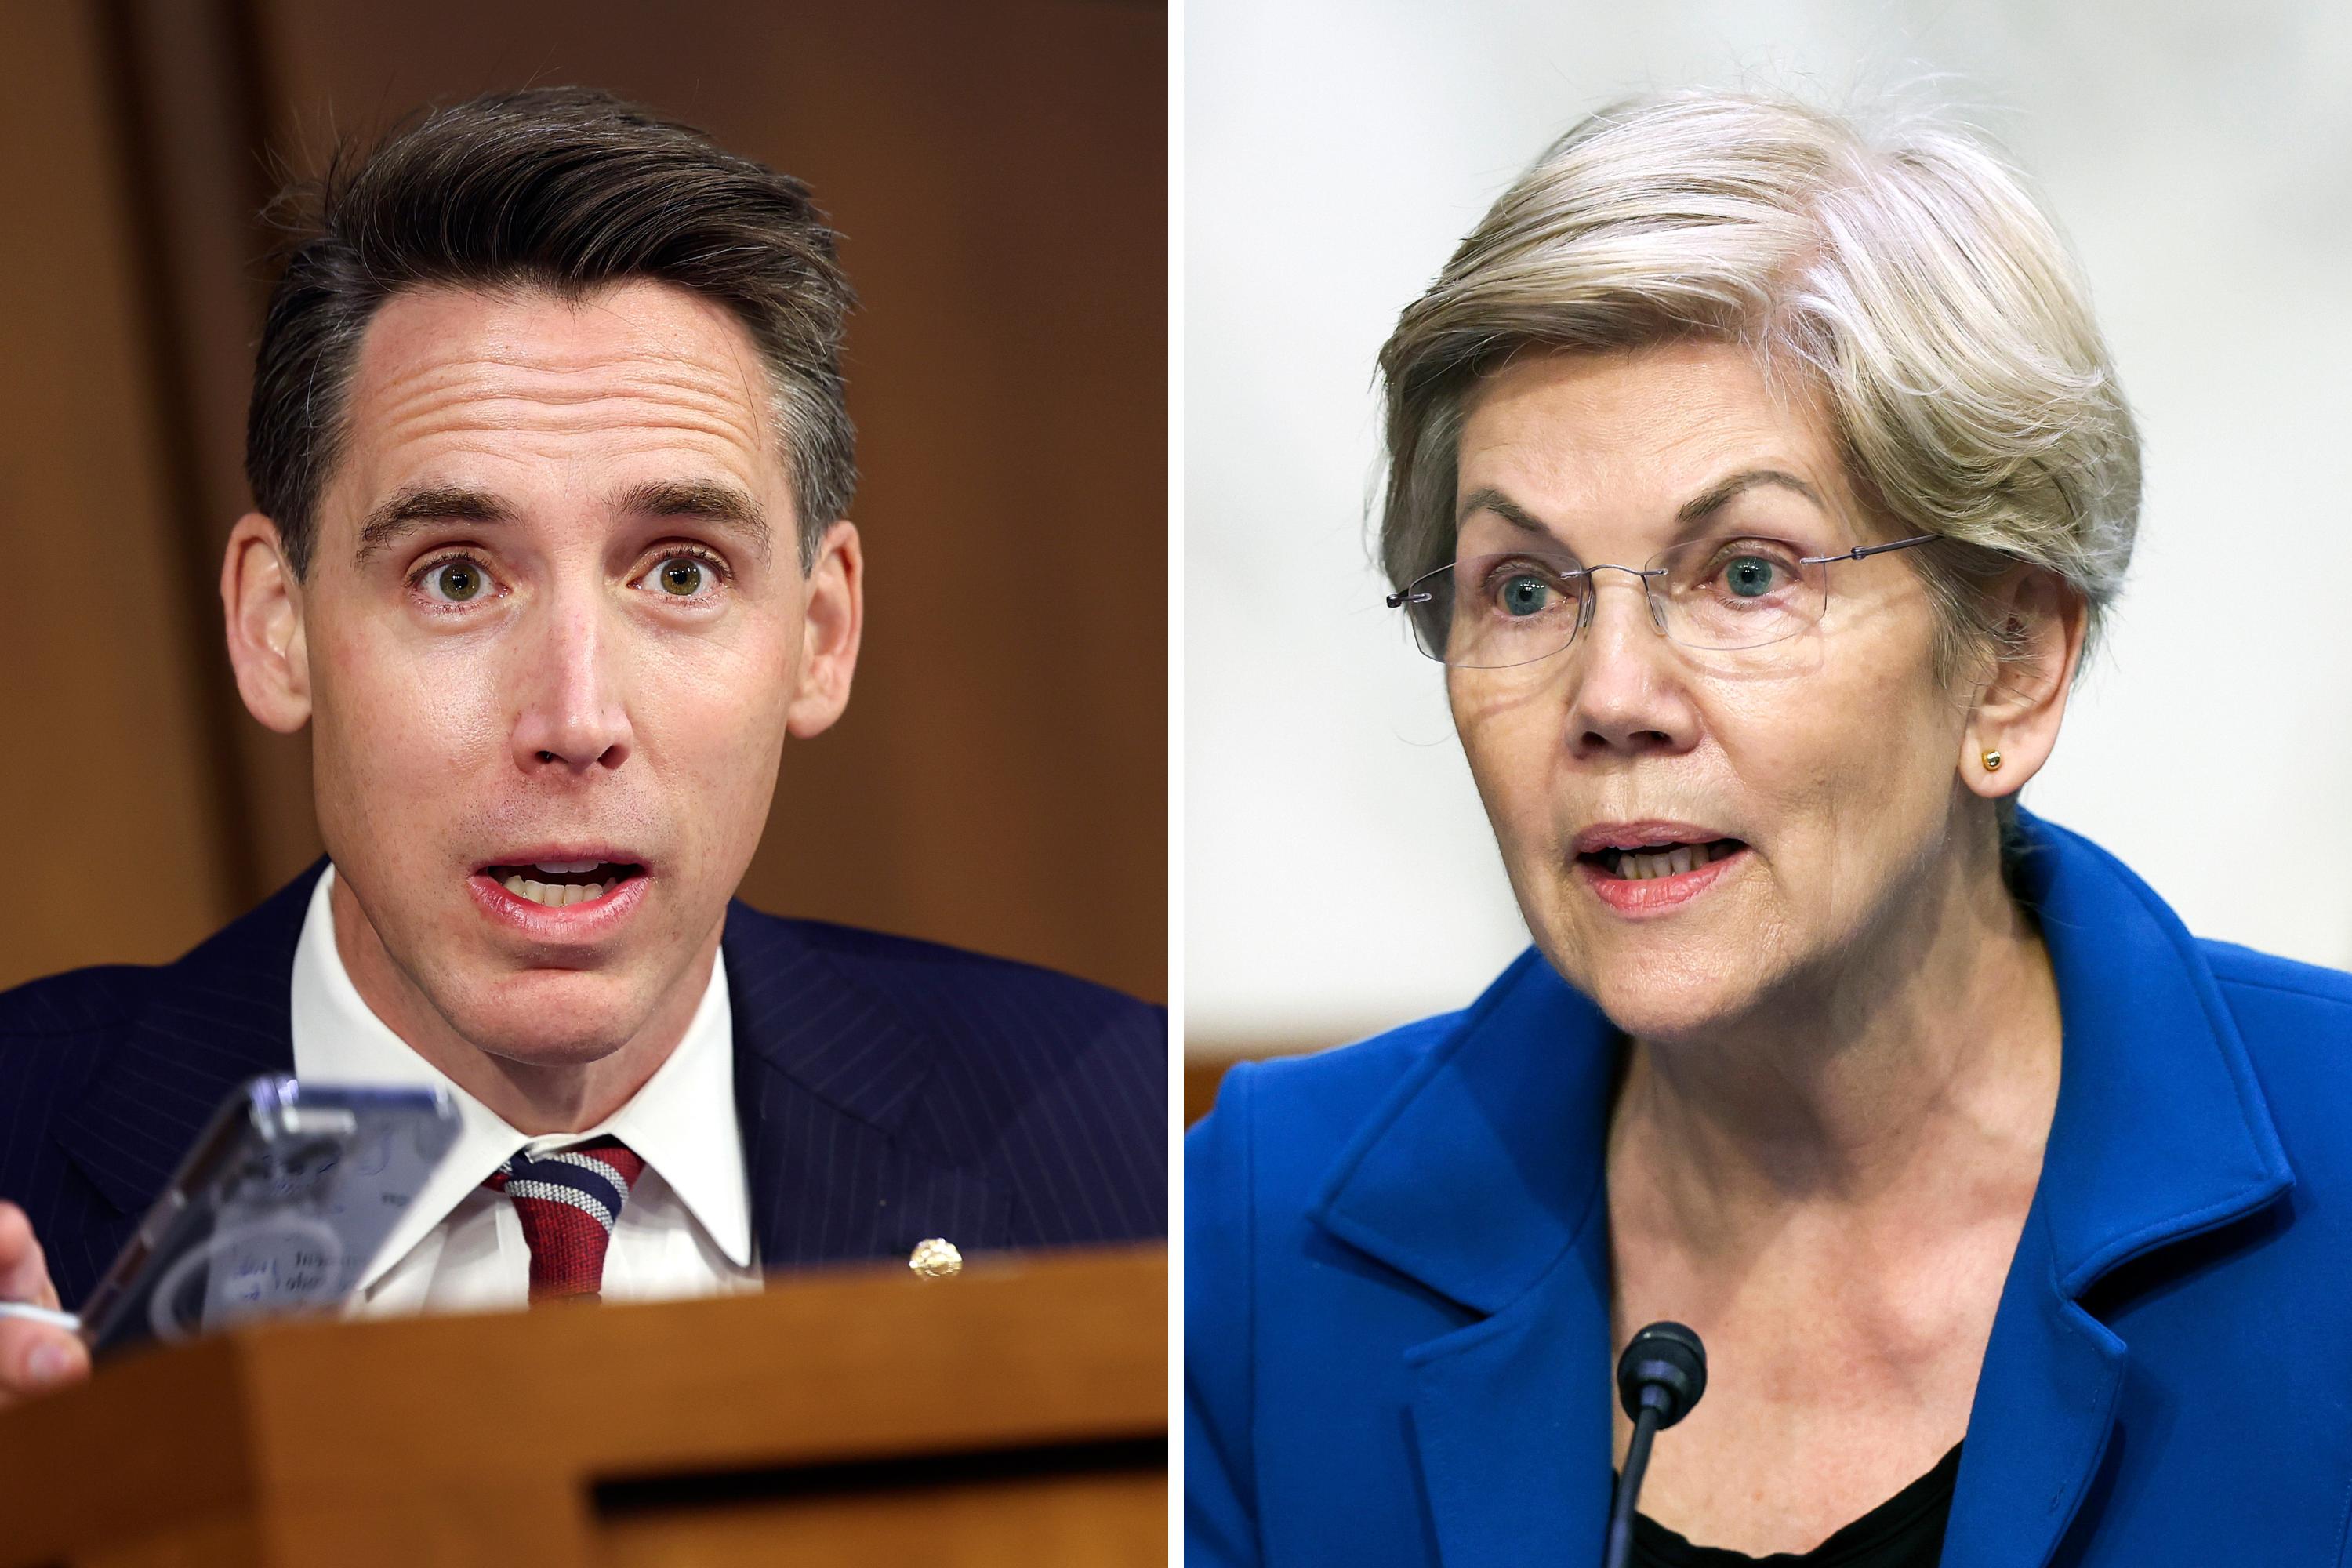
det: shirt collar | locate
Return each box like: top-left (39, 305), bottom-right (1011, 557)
top-left (289, 863), bottom-right (754, 1290)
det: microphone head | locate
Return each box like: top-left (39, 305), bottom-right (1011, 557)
top-left (1616, 1320), bottom-right (1708, 1428)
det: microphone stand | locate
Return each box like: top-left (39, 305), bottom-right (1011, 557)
top-left (1602, 1322), bottom-right (1708, 1568)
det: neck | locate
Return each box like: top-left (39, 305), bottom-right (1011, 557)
top-left (1610, 820), bottom-right (2062, 1249)
top-left (328, 872), bottom-right (715, 1134)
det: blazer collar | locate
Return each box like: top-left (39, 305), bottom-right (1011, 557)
top-left (1938, 812), bottom-right (2291, 1566)
top-left (1312, 946), bottom-right (1618, 1317)
top-left (2002, 811), bottom-right (2290, 1294)
top-left (1312, 808), bottom-right (2290, 1320)
top-left (1309, 811), bottom-right (2292, 1567)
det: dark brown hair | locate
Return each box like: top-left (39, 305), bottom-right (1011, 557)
top-left (245, 86), bottom-right (856, 579)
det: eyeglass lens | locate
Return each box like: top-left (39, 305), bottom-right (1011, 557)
top-left (1403, 536), bottom-right (1833, 667)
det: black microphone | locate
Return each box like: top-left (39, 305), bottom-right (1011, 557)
top-left (1602, 1321), bottom-right (1708, 1568)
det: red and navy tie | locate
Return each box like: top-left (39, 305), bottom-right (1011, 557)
top-left (482, 1136), bottom-right (647, 1304)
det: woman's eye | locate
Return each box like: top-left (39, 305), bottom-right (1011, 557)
top-left (1497, 575), bottom-right (1552, 615)
top-left (1719, 554), bottom-right (1785, 598)
top-left (422, 559), bottom-right (488, 603)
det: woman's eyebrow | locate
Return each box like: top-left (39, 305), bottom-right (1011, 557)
top-left (1457, 485), bottom-right (1557, 536)
top-left (1675, 468), bottom-right (1823, 525)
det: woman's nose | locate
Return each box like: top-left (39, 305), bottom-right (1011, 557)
top-left (508, 599), bottom-right (633, 774)
top-left (1562, 570), bottom-right (1693, 757)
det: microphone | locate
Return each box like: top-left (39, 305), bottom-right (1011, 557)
top-left (1602, 1321), bottom-right (1708, 1568)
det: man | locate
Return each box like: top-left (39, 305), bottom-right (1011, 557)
top-left (0, 88), bottom-right (1165, 1404)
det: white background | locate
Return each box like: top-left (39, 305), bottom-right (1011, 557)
top-left (1185, 0), bottom-right (2352, 1049)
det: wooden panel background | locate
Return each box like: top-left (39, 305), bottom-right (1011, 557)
top-left (0, 0), bottom-right (1167, 1004)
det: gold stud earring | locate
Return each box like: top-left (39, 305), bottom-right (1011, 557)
top-left (1981, 749), bottom-right (2003, 772)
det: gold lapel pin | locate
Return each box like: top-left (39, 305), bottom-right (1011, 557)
top-left (909, 1238), bottom-right (963, 1279)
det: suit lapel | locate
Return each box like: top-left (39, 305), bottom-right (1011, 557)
top-left (721, 906), bottom-right (1008, 1267)
top-left (53, 862), bottom-right (320, 1217)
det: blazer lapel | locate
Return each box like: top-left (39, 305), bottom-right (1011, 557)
top-left (53, 862), bottom-right (319, 1218)
top-left (1940, 815), bottom-right (2292, 1566)
top-left (721, 907), bottom-right (1008, 1268)
top-left (1405, 1203), bottom-right (1616, 1567)
top-left (1312, 950), bottom-right (1623, 1566)
top-left (1937, 1208), bottom-right (2126, 1568)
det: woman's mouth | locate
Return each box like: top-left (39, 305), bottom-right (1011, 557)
top-left (1573, 836), bottom-right (1748, 914)
top-left (1581, 838), bottom-right (1745, 881)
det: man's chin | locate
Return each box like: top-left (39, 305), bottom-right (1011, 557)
top-left (447, 968), bottom-right (655, 1065)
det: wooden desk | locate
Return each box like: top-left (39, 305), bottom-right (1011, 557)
top-left (0, 1245), bottom-right (1166, 1566)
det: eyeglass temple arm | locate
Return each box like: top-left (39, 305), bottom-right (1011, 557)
top-left (1385, 589), bottom-right (1433, 608)
top-left (1802, 535), bottom-right (1937, 566)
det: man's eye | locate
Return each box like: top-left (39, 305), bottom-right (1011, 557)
top-left (641, 552), bottom-right (724, 598)
top-left (421, 559), bottom-right (488, 603)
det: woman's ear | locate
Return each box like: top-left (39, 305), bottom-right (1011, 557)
top-left (786, 519), bottom-right (865, 740)
top-left (221, 513), bottom-right (313, 734)
top-left (1960, 568), bottom-right (2085, 799)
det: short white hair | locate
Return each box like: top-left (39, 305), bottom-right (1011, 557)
top-left (1377, 89), bottom-right (2141, 681)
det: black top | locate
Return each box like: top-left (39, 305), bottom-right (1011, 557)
top-left (1629, 1444), bottom-right (1962, 1567)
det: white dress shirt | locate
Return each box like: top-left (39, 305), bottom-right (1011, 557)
top-left (289, 864), bottom-right (761, 1315)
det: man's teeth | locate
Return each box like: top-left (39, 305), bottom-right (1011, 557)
top-left (501, 874), bottom-right (618, 908)
top-left (1610, 841), bottom-right (1736, 880)
top-left (535, 859), bottom-right (601, 876)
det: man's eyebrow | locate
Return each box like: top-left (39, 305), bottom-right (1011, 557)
top-left (619, 479), bottom-right (771, 564)
top-left (355, 485), bottom-right (514, 568)
top-left (351, 480), bottom-right (775, 570)
top-left (1675, 468), bottom-right (1824, 527)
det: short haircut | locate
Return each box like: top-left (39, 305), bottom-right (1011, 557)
top-left (1377, 89), bottom-right (2142, 683)
top-left (246, 86), bottom-right (856, 579)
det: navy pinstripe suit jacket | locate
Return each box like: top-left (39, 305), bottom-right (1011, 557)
top-left (0, 862), bottom-right (1167, 1305)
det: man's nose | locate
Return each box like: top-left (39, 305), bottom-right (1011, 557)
top-left (509, 596), bottom-right (633, 774)
top-left (1561, 568), bottom-right (1693, 757)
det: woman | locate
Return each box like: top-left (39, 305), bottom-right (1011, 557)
top-left (1185, 92), bottom-right (2352, 1566)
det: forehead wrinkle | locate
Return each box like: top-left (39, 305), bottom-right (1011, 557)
top-left (365, 353), bottom-right (768, 441)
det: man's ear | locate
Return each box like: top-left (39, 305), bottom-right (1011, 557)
top-left (785, 519), bottom-right (864, 740)
top-left (221, 513), bottom-right (313, 734)
top-left (1960, 567), bottom-right (2085, 799)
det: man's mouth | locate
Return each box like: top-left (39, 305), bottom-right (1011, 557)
top-left (477, 859), bottom-right (647, 909)
top-left (1578, 838), bottom-right (1746, 882)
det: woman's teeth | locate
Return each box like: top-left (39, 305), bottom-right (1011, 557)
top-left (501, 874), bottom-right (618, 908)
top-left (1609, 840), bottom-right (1737, 880)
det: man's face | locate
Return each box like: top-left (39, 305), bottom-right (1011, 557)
top-left (254, 279), bottom-right (854, 1068)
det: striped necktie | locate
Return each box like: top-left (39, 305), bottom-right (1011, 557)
top-left (483, 1136), bottom-right (647, 1304)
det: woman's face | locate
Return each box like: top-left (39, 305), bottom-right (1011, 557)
top-left (1448, 341), bottom-right (1977, 1042)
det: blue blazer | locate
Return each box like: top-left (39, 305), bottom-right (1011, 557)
top-left (2, 860), bottom-right (1167, 1306)
top-left (1187, 813), bottom-right (2352, 1566)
